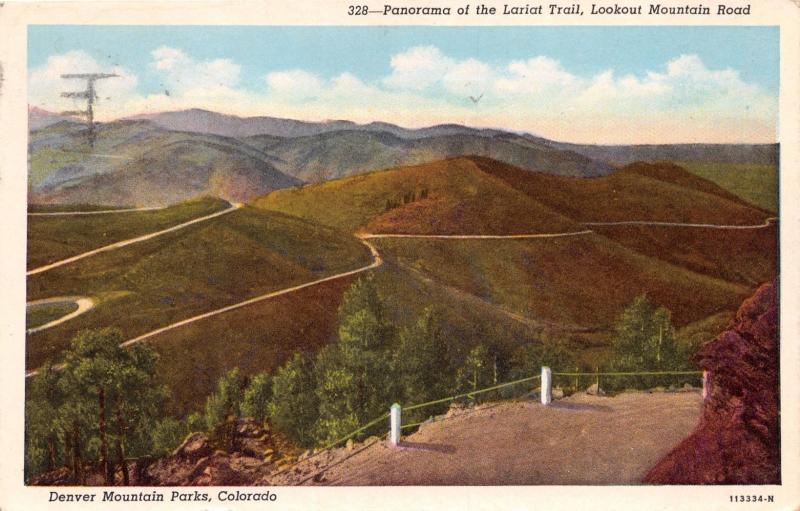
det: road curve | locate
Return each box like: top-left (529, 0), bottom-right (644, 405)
top-left (120, 238), bottom-right (382, 348)
top-left (27, 203), bottom-right (242, 276)
top-left (28, 206), bottom-right (165, 216)
top-left (26, 296), bottom-right (95, 334)
top-left (584, 217), bottom-right (777, 230)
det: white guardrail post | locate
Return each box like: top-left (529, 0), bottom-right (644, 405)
top-left (389, 403), bottom-right (401, 447)
top-left (541, 366), bottom-right (552, 405)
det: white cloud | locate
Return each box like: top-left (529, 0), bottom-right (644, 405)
top-left (28, 50), bottom-right (138, 115)
top-left (265, 69), bottom-right (324, 99)
top-left (29, 46), bottom-right (777, 143)
top-left (151, 46), bottom-right (241, 93)
top-left (383, 45), bottom-right (452, 90)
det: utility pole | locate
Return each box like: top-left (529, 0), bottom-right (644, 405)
top-left (60, 73), bottom-right (118, 147)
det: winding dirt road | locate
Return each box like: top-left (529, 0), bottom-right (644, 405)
top-left (26, 296), bottom-right (95, 334)
top-left (27, 202), bottom-right (242, 276)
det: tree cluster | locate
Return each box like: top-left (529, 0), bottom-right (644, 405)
top-left (25, 328), bottom-right (167, 484)
top-left (602, 295), bottom-right (693, 390)
top-left (384, 188), bottom-right (430, 212)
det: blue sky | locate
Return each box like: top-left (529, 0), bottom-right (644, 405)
top-left (28, 25), bottom-right (779, 143)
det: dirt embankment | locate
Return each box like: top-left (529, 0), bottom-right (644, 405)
top-left (645, 280), bottom-right (779, 484)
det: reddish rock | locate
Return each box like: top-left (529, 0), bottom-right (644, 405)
top-left (645, 280), bottom-right (779, 484)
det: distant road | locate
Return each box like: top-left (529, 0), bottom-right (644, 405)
top-left (26, 296), bottom-right (95, 334)
top-left (27, 202), bottom-right (242, 276)
top-left (28, 206), bottom-right (165, 216)
top-left (360, 230), bottom-right (594, 240)
top-left (584, 217), bottom-right (777, 230)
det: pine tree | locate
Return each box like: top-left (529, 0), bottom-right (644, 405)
top-left (314, 277), bottom-right (395, 444)
top-left (203, 368), bottom-right (245, 430)
top-left (241, 371), bottom-right (272, 423)
top-left (394, 308), bottom-right (452, 405)
top-left (57, 328), bottom-right (165, 485)
top-left (270, 353), bottom-right (319, 446)
top-left (606, 295), bottom-right (682, 389)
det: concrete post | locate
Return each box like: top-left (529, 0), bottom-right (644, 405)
top-left (702, 370), bottom-right (711, 400)
top-left (389, 403), bottom-right (401, 447)
top-left (541, 366), bottom-right (552, 405)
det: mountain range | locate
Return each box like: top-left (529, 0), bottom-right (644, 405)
top-left (28, 107), bottom-right (778, 207)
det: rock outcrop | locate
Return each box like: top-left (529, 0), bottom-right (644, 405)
top-left (645, 280), bottom-right (779, 484)
top-left (140, 418), bottom-right (283, 486)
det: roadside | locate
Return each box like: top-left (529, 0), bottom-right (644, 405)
top-left (267, 390), bottom-right (702, 485)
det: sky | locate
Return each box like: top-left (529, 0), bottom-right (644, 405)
top-left (28, 25), bottom-right (779, 144)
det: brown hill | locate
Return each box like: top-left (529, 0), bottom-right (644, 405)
top-left (257, 156), bottom-right (771, 235)
top-left (644, 280), bottom-right (779, 484)
top-left (255, 157), bottom-right (580, 234)
top-left (467, 156), bottom-right (770, 225)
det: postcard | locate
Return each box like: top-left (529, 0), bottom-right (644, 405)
top-left (0, 0), bottom-right (798, 509)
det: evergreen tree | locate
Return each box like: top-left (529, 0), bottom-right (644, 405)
top-left (456, 344), bottom-right (493, 395)
top-left (150, 417), bottom-right (185, 456)
top-left (270, 353), bottom-right (319, 446)
top-left (25, 362), bottom-right (65, 481)
top-left (241, 371), bottom-right (272, 423)
top-left (58, 328), bottom-right (165, 485)
top-left (606, 295), bottom-right (683, 389)
top-left (314, 277), bottom-right (395, 444)
top-left (394, 308), bottom-right (452, 406)
top-left (203, 368), bottom-right (245, 430)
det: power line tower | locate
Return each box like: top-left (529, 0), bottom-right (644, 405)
top-left (60, 73), bottom-right (118, 146)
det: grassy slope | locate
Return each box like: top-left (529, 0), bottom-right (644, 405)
top-left (589, 224), bottom-right (777, 287)
top-left (27, 197), bottom-right (230, 270)
top-left (254, 158), bottom-right (579, 234)
top-left (26, 302), bottom-right (79, 329)
top-left (676, 161), bottom-right (778, 213)
top-left (675, 311), bottom-right (733, 350)
top-left (28, 204), bottom-right (129, 213)
top-left (25, 206), bottom-right (371, 370)
top-left (470, 157), bottom-right (770, 225)
top-left (372, 235), bottom-right (749, 329)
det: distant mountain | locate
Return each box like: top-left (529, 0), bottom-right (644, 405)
top-left (28, 120), bottom-right (300, 207)
top-left (548, 140), bottom-right (779, 166)
top-left (28, 107), bottom-right (80, 131)
top-left (244, 129), bottom-right (613, 182)
top-left (131, 109), bottom-right (778, 167)
top-left (29, 107), bottom-right (777, 206)
top-left (128, 108), bottom-right (501, 140)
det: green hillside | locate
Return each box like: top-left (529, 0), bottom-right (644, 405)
top-left (27, 197), bottom-right (229, 270)
top-left (256, 156), bottom-right (772, 233)
top-left (25, 206), bottom-right (371, 370)
top-left (676, 161), bottom-right (778, 213)
top-left (371, 235), bottom-right (749, 329)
